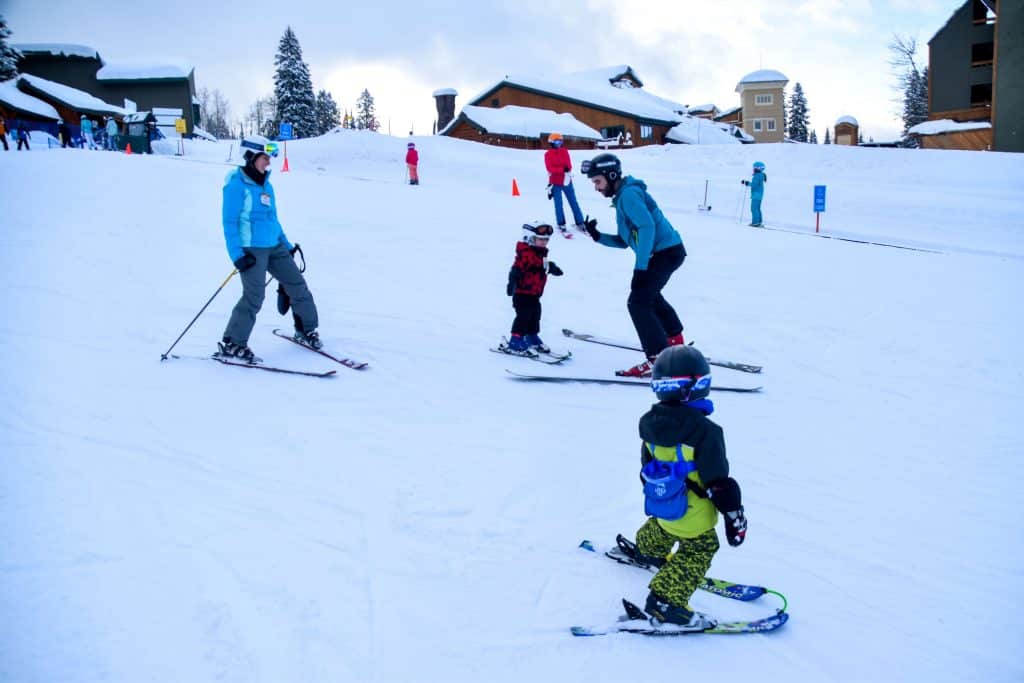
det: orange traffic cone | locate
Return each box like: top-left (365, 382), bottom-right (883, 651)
top-left (512, 178), bottom-right (520, 196)
top-left (125, 142), bottom-right (132, 155)
top-left (281, 156), bottom-right (290, 173)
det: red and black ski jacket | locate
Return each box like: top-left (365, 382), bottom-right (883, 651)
top-left (509, 241), bottom-right (550, 296)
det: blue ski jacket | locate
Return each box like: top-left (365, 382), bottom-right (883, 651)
top-left (598, 176), bottom-right (683, 271)
top-left (222, 168), bottom-right (293, 262)
top-left (749, 170), bottom-right (766, 199)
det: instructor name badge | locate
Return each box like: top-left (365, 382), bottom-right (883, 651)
top-left (260, 193), bottom-right (271, 206)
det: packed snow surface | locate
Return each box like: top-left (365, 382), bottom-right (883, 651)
top-left (2, 131), bottom-right (1022, 682)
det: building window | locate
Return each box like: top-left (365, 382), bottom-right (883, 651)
top-left (970, 83), bottom-right (992, 106)
top-left (640, 124), bottom-right (653, 139)
top-left (767, 119), bottom-right (776, 132)
top-left (753, 119), bottom-right (762, 132)
top-left (490, 98), bottom-right (499, 107)
top-left (755, 94), bottom-right (773, 106)
top-left (971, 41), bottom-right (994, 65)
top-left (601, 125), bottom-right (625, 140)
top-left (972, 0), bottom-right (995, 24)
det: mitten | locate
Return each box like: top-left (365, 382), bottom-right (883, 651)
top-left (547, 261), bottom-right (563, 276)
top-left (723, 508), bottom-right (747, 547)
top-left (233, 252), bottom-right (257, 272)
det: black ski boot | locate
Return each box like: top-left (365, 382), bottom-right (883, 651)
top-left (644, 592), bottom-right (715, 630)
top-left (610, 533), bottom-right (665, 569)
top-left (217, 338), bottom-right (260, 363)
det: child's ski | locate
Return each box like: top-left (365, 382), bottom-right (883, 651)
top-left (580, 539), bottom-right (777, 603)
top-left (272, 329), bottom-right (368, 370)
top-left (491, 338), bottom-right (572, 364)
top-left (562, 328), bottom-right (762, 374)
top-left (570, 599), bottom-right (788, 637)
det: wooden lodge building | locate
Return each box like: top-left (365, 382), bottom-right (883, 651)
top-left (439, 66), bottom-right (688, 149)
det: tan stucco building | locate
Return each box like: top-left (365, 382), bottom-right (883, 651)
top-left (735, 69), bottom-right (788, 143)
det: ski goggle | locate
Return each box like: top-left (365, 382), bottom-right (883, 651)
top-left (241, 139), bottom-right (279, 158)
top-left (524, 223), bottom-right (554, 237)
top-left (651, 374), bottom-right (712, 395)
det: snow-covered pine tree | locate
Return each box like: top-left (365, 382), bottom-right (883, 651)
top-left (786, 82), bottom-right (810, 142)
top-left (315, 90), bottom-right (341, 134)
top-left (824, 128), bottom-right (832, 144)
top-left (0, 14), bottom-right (22, 81)
top-left (356, 89), bottom-right (378, 131)
top-left (272, 27), bottom-right (318, 138)
top-left (809, 129), bottom-right (818, 144)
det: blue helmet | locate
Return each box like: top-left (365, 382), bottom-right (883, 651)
top-left (753, 161), bottom-right (765, 171)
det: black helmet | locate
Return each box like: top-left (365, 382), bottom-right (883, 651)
top-left (651, 346), bottom-right (712, 401)
top-left (581, 153), bottom-right (622, 183)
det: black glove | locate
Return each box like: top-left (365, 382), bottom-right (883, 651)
top-left (546, 184), bottom-right (553, 200)
top-left (233, 252), bottom-right (257, 272)
top-left (723, 507), bottom-right (747, 547)
top-left (741, 180), bottom-right (750, 186)
top-left (583, 215), bottom-right (600, 242)
top-left (276, 283), bottom-right (291, 315)
top-left (564, 166), bottom-right (570, 172)
top-left (547, 261), bottom-right (563, 276)
top-left (289, 243), bottom-right (300, 256)
top-left (506, 266), bottom-right (521, 296)
top-left (630, 269), bottom-right (650, 290)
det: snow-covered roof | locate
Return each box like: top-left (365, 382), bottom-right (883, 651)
top-left (12, 43), bottom-right (101, 61)
top-left (565, 65), bottom-right (644, 88)
top-left (192, 126), bottom-right (217, 142)
top-left (17, 74), bottom-right (127, 117)
top-left (836, 115), bottom-right (859, 126)
top-left (443, 104), bottom-right (601, 140)
top-left (908, 119), bottom-right (992, 136)
top-left (735, 69), bottom-right (789, 91)
top-left (97, 63), bottom-right (192, 81)
top-left (468, 65), bottom-right (686, 124)
top-left (716, 105), bottom-right (742, 119)
top-left (432, 88), bottom-right (458, 97)
top-left (687, 103), bottom-right (718, 114)
top-left (0, 79), bottom-right (60, 120)
top-left (665, 116), bottom-right (742, 145)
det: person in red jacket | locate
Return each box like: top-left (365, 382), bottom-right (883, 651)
top-left (406, 142), bottom-right (419, 185)
top-left (544, 133), bottom-right (585, 237)
top-left (501, 221), bottom-right (564, 355)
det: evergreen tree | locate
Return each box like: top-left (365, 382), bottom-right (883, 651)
top-left (355, 89), bottom-right (378, 131)
top-left (889, 35), bottom-right (929, 147)
top-left (0, 14), bottom-right (22, 81)
top-left (809, 130), bottom-right (818, 144)
top-left (786, 82), bottom-right (810, 142)
top-left (858, 132), bottom-right (864, 144)
top-left (272, 27), bottom-right (318, 138)
top-left (315, 89), bottom-right (341, 134)
top-left (824, 128), bottom-right (832, 144)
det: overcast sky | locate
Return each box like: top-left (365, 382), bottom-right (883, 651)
top-left (3, 0), bottom-right (964, 140)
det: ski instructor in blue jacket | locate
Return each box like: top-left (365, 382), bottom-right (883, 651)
top-left (218, 135), bottom-right (322, 363)
top-left (582, 153), bottom-right (687, 378)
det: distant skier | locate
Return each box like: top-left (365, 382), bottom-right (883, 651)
top-left (406, 141), bottom-right (419, 185)
top-left (500, 221), bottom-right (563, 355)
top-left (0, 118), bottom-right (8, 151)
top-left (741, 161), bottom-right (767, 227)
top-left (218, 135), bottom-right (322, 363)
top-left (57, 120), bottom-right (71, 148)
top-left (15, 124), bottom-right (30, 151)
top-left (105, 117), bottom-right (119, 151)
top-left (617, 345), bottom-right (747, 629)
top-left (80, 115), bottom-right (96, 150)
top-left (544, 133), bottom-right (585, 238)
top-left (581, 153), bottom-right (687, 378)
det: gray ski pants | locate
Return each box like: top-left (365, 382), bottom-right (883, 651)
top-left (223, 244), bottom-right (318, 345)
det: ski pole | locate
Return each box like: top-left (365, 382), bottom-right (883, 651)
top-left (160, 269), bottom-right (238, 360)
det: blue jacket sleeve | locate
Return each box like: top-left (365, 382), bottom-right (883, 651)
top-left (222, 173), bottom-right (245, 262)
top-left (597, 232), bottom-right (628, 249)
top-left (619, 187), bottom-right (656, 270)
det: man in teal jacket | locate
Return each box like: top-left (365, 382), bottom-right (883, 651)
top-left (218, 135), bottom-right (321, 362)
top-left (582, 153), bottom-right (687, 377)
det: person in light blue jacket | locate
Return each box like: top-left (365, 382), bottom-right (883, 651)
top-left (741, 161), bottom-right (767, 227)
top-left (217, 135), bottom-right (321, 362)
top-left (105, 117), bottom-right (118, 150)
top-left (582, 153), bottom-right (688, 378)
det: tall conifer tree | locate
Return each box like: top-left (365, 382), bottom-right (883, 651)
top-left (0, 14), bottom-right (22, 82)
top-left (272, 27), bottom-right (318, 138)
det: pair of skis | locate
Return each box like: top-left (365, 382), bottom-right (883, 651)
top-left (490, 337), bottom-right (572, 365)
top-left (572, 538), bottom-right (788, 637)
top-left (204, 329), bottom-right (368, 378)
top-left (504, 328), bottom-right (763, 392)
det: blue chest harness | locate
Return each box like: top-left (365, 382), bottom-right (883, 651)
top-left (640, 444), bottom-right (696, 521)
